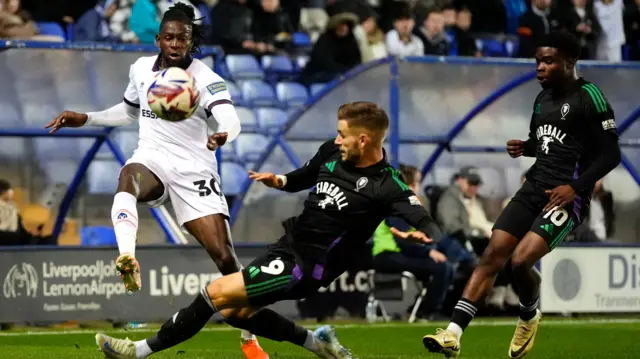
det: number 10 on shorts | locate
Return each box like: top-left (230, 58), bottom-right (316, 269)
top-left (541, 206), bottom-right (574, 249)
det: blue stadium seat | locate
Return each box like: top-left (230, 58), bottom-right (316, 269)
top-left (261, 55), bottom-right (294, 75)
top-left (504, 36), bottom-right (519, 57)
top-left (255, 107), bottom-right (288, 134)
top-left (36, 22), bottom-right (66, 39)
top-left (226, 81), bottom-right (245, 106)
top-left (198, 4), bottom-right (211, 25)
top-left (236, 106), bottom-right (258, 132)
top-left (81, 226), bottom-right (118, 247)
top-left (293, 32), bottom-right (311, 47)
top-left (87, 160), bottom-right (121, 194)
top-left (235, 133), bottom-right (270, 163)
top-left (221, 162), bottom-right (248, 195)
top-left (225, 55), bottom-right (264, 80)
top-left (219, 143), bottom-right (240, 163)
top-left (276, 82), bottom-right (309, 109)
top-left (294, 55), bottom-right (310, 72)
top-left (484, 39), bottom-right (506, 57)
top-left (239, 80), bottom-right (278, 107)
top-left (310, 83), bottom-right (327, 97)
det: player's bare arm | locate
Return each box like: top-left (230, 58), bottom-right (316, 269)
top-left (45, 111), bottom-right (88, 133)
top-left (248, 171), bottom-right (285, 188)
top-left (388, 226), bottom-right (432, 244)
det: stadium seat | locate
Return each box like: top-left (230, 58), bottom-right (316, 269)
top-left (293, 32), bottom-right (311, 47)
top-left (239, 80), bottom-right (278, 107)
top-left (276, 82), bottom-right (309, 109)
top-left (261, 55), bottom-right (294, 76)
top-left (225, 55), bottom-right (265, 80)
top-left (81, 226), bottom-right (118, 247)
top-left (221, 162), bottom-right (248, 195)
top-left (86, 160), bottom-right (121, 194)
top-left (504, 36), bottom-right (519, 57)
top-left (294, 55), bottom-right (310, 72)
top-left (226, 81), bottom-right (245, 106)
top-left (236, 106), bottom-right (258, 132)
top-left (255, 107), bottom-right (288, 134)
top-left (36, 22), bottom-right (66, 39)
top-left (236, 133), bottom-right (270, 163)
top-left (309, 83), bottom-right (327, 97)
top-left (198, 4), bottom-right (211, 25)
top-left (483, 39), bottom-right (506, 57)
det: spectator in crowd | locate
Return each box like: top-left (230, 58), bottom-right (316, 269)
top-left (437, 166), bottom-right (518, 311)
top-left (517, 0), bottom-right (560, 57)
top-left (0, 180), bottom-right (54, 246)
top-left (594, 0), bottom-right (625, 61)
top-left (372, 164), bottom-right (453, 320)
top-left (0, 0), bottom-right (64, 41)
top-left (73, 0), bottom-right (119, 42)
top-left (209, 0), bottom-right (255, 54)
top-left (559, 0), bottom-right (601, 59)
top-left (574, 178), bottom-right (615, 241)
top-left (157, 1), bottom-right (203, 21)
top-left (20, 0), bottom-right (94, 27)
top-left (110, 0), bottom-right (138, 43)
top-left (299, 1), bottom-right (329, 43)
top-left (252, 0), bottom-right (295, 54)
top-left (299, 12), bottom-right (361, 85)
top-left (442, 3), bottom-right (456, 31)
top-left (415, 7), bottom-right (449, 55)
top-left (361, 12), bottom-right (388, 60)
top-left (624, 0), bottom-right (640, 60)
top-left (128, 0), bottom-right (160, 44)
top-left (453, 6), bottom-right (480, 57)
top-left (461, 0), bottom-right (507, 34)
top-left (385, 7), bottom-right (424, 56)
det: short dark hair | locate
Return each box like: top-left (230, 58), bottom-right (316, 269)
top-left (337, 102), bottom-right (389, 134)
top-left (160, 3), bottom-right (204, 54)
top-left (538, 31), bottom-right (581, 61)
top-left (399, 164), bottom-right (420, 185)
top-left (0, 179), bottom-right (11, 196)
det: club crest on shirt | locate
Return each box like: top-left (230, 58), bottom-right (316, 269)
top-left (561, 103), bottom-right (570, 119)
top-left (355, 177), bottom-right (368, 192)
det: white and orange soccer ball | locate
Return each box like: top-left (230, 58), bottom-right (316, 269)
top-left (147, 67), bottom-right (200, 122)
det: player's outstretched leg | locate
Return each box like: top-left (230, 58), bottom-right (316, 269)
top-left (507, 232), bottom-right (548, 359)
top-left (112, 164), bottom-right (165, 292)
top-left (96, 272), bottom-right (354, 359)
top-left (423, 230), bottom-right (519, 358)
top-left (184, 214), bottom-right (267, 359)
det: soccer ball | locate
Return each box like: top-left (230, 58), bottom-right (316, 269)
top-left (147, 67), bottom-right (200, 122)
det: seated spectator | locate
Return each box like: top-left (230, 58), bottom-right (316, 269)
top-left (361, 12), bottom-right (387, 60)
top-left (372, 164), bottom-right (453, 320)
top-left (252, 0), bottom-right (294, 54)
top-left (157, 0), bottom-right (203, 21)
top-left (385, 7), bottom-right (424, 57)
top-left (623, 0), bottom-right (640, 60)
top-left (110, 0), bottom-right (139, 43)
top-left (299, 12), bottom-right (361, 85)
top-left (454, 6), bottom-right (480, 57)
top-left (437, 166), bottom-right (518, 310)
top-left (558, 0), bottom-right (601, 59)
top-left (414, 7), bottom-right (449, 55)
top-left (209, 0), bottom-right (255, 54)
top-left (574, 178), bottom-right (615, 241)
top-left (0, 0), bottom-right (63, 41)
top-left (0, 180), bottom-right (54, 246)
top-left (73, 0), bottom-right (120, 42)
top-left (129, 0), bottom-right (160, 44)
top-left (517, 0), bottom-right (561, 58)
top-left (442, 3), bottom-right (456, 31)
top-left (299, 2), bottom-right (329, 43)
top-left (463, 0), bottom-right (508, 34)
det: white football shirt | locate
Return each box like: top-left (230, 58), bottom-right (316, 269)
top-left (123, 55), bottom-right (235, 171)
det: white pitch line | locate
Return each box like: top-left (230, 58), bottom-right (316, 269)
top-left (0, 318), bottom-right (639, 337)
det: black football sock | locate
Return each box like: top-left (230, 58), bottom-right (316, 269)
top-left (515, 267), bottom-right (541, 321)
top-left (449, 298), bottom-right (478, 333)
top-left (225, 308), bottom-right (310, 347)
top-left (146, 289), bottom-right (216, 353)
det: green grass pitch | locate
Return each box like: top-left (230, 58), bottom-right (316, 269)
top-left (1, 318), bottom-right (639, 358)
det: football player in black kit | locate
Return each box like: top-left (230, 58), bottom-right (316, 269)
top-left (95, 101), bottom-right (443, 359)
top-left (423, 31), bottom-right (621, 359)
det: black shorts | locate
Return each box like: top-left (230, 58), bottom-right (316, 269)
top-left (241, 238), bottom-right (322, 307)
top-left (493, 180), bottom-right (586, 250)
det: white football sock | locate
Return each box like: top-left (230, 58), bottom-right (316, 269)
top-left (111, 192), bottom-right (138, 256)
top-left (135, 340), bottom-right (153, 359)
top-left (303, 330), bottom-right (320, 353)
top-left (241, 330), bottom-right (256, 341)
top-left (447, 322), bottom-right (463, 341)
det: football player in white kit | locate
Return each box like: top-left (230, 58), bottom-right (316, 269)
top-left (45, 4), bottom-right (269, 359)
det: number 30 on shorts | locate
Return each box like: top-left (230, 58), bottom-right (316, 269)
top-left (543, 207), bottom-right (569, 226)
top-left (193, 177), bottom-right (222, 197)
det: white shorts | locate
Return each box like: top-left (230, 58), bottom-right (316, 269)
top-left (123, 148), bottom-right (229, 226)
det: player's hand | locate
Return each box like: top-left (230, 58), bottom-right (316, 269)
top-left (429, 249), bottom-right (447, 263)
top-left (45, 111), bottom-right (88, 133)
top-left (207, 132), bottom-right (228, 151)
top-left (248, 171), bottom-right (284, 189)
top-left (544, 185), bottom-right (576, 212)
top-left (506, 139), bottom-right (525, 158)
top-left (389, 227), bottom-right (433, 244)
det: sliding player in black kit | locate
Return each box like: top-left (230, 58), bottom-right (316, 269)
top-left (423, 31), bottom-right (622, 359)
top-left (95, 102), bottom-right (443, 359)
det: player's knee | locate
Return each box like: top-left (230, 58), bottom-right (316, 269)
top-left (478, 246), bottom-right (508, 272)
top-left (211, 246), bottom-right (239, 274)
top-left (510, 252), bottom-right (534, 273)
